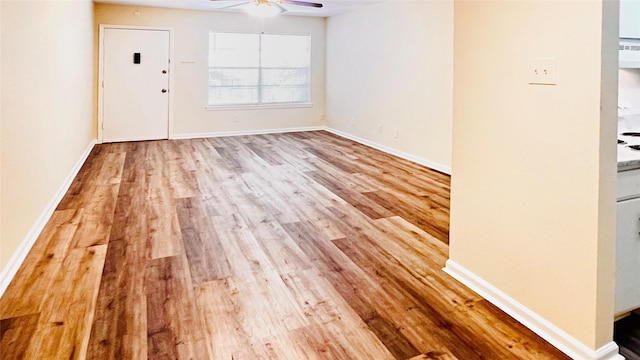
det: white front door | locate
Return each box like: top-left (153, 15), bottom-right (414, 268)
top-left (102, 28), bottom-right (170, 142)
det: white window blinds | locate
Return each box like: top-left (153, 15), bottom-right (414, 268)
top-left (208, 32), bottom-right (311, 106)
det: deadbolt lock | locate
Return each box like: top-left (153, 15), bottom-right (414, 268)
top-left (161, 89), bottom-right (167, 93)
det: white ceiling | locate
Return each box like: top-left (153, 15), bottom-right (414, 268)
top-left (94, 0), bottom-right (384, 17)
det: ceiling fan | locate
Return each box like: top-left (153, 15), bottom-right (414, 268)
top-left (210, 0), bottom-right (323, 16)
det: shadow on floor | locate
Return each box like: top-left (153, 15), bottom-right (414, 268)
top-left (615, 313), bottom-right (640, 359)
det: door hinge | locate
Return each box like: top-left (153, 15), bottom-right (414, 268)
top-left (101, 81), bottom-right (104, 88)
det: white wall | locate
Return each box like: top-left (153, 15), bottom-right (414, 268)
top-left (0, 0), bottom-right (95, 271)
top-left (619, 68), bottom-right (640, 114)
top-left (94, 4), bottom-right (326, 138)
top-left (325, 1), bottom-right (453, 173)
top-left (449, 0), bottom-right (618, 354)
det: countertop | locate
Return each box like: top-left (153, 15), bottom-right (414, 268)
top-left (619, 114), bottom-right (640, 172)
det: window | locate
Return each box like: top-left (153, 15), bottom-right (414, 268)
top-left (208, 32), bottom-right (311, 107)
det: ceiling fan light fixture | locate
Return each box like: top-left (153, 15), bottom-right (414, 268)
top-left (245, 1), bottom-right (282, 17)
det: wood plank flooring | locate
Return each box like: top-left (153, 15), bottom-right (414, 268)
top-left (0, 131), bottom-right (571, 359)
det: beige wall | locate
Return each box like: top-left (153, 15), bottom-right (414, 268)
top-left (449, 0), bottom-right (618, 351)
top-left (94, 3), bottom-right (326, 138)
top-left (0, 0), bottom-right (95, 270)
top-left (325, 1), bottom-right (453, 173)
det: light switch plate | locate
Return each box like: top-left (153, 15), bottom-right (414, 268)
top-left (528, 57), bottom-right (557, 85)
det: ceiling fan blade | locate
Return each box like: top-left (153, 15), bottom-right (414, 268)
top-left (221, 2), bottom-right (252, 9)
top-left (281, 0), bottom-right (323, 8)
top-left (209, 1), bottom-right (251, 10)
top-left (273, 2), bottom-right (289, 13)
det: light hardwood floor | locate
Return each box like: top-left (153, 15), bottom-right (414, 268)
top-left (0, 131), bottom-right (570, 359)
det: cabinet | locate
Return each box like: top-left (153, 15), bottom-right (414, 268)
top-left (616, 197), bottom-right (640, 315)
top-left (620, 0), bottom-right (640, 39)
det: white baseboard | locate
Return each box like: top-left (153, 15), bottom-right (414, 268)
top-left (170, 126), bottom-right (325, 140)
top-left (0, 140), bottom-right (97, 298)
top-left (443, 260), bottom-right (623, 360)
top-left (323, 127), bottom-right (452, 175)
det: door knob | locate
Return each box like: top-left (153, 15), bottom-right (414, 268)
top-left (161, 89), bottom-right (167, 93)
top-left (162, 70), bottom-right (167, 74)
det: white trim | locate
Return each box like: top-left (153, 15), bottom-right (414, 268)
top-left (98, 24), bottom-right (175, 143)
top-left (167, 28), bottom-right (175, 142)
top-left (98, 25), bottom-right (105, 142)
top-left (324, 127), bottom-right (452, 175)
top-left (205, 103), bottom-right (313, 111)
top-left (443, 260), bottom-right (623, 360)
top-left (0, 140), bottom-right (97, 298)
top-left (171, 126), bottom-right (324, 140)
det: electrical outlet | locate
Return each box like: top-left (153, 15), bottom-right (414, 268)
top-left (377, 125), bottom-right (382, 134)
top-left (350, 118), bottom-right (355, 128)
top-left (320, 113), bottom-right (326, 121)
top-left (393, 129), bottom-right (399, 139)
top-left (528, 57), bottom-right (557, 85)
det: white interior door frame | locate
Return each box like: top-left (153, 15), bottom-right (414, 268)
top-left (98, 24), bottom-right (175, 143)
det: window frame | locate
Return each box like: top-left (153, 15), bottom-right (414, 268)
top-left (206, 31), bottom-right (313, 111)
